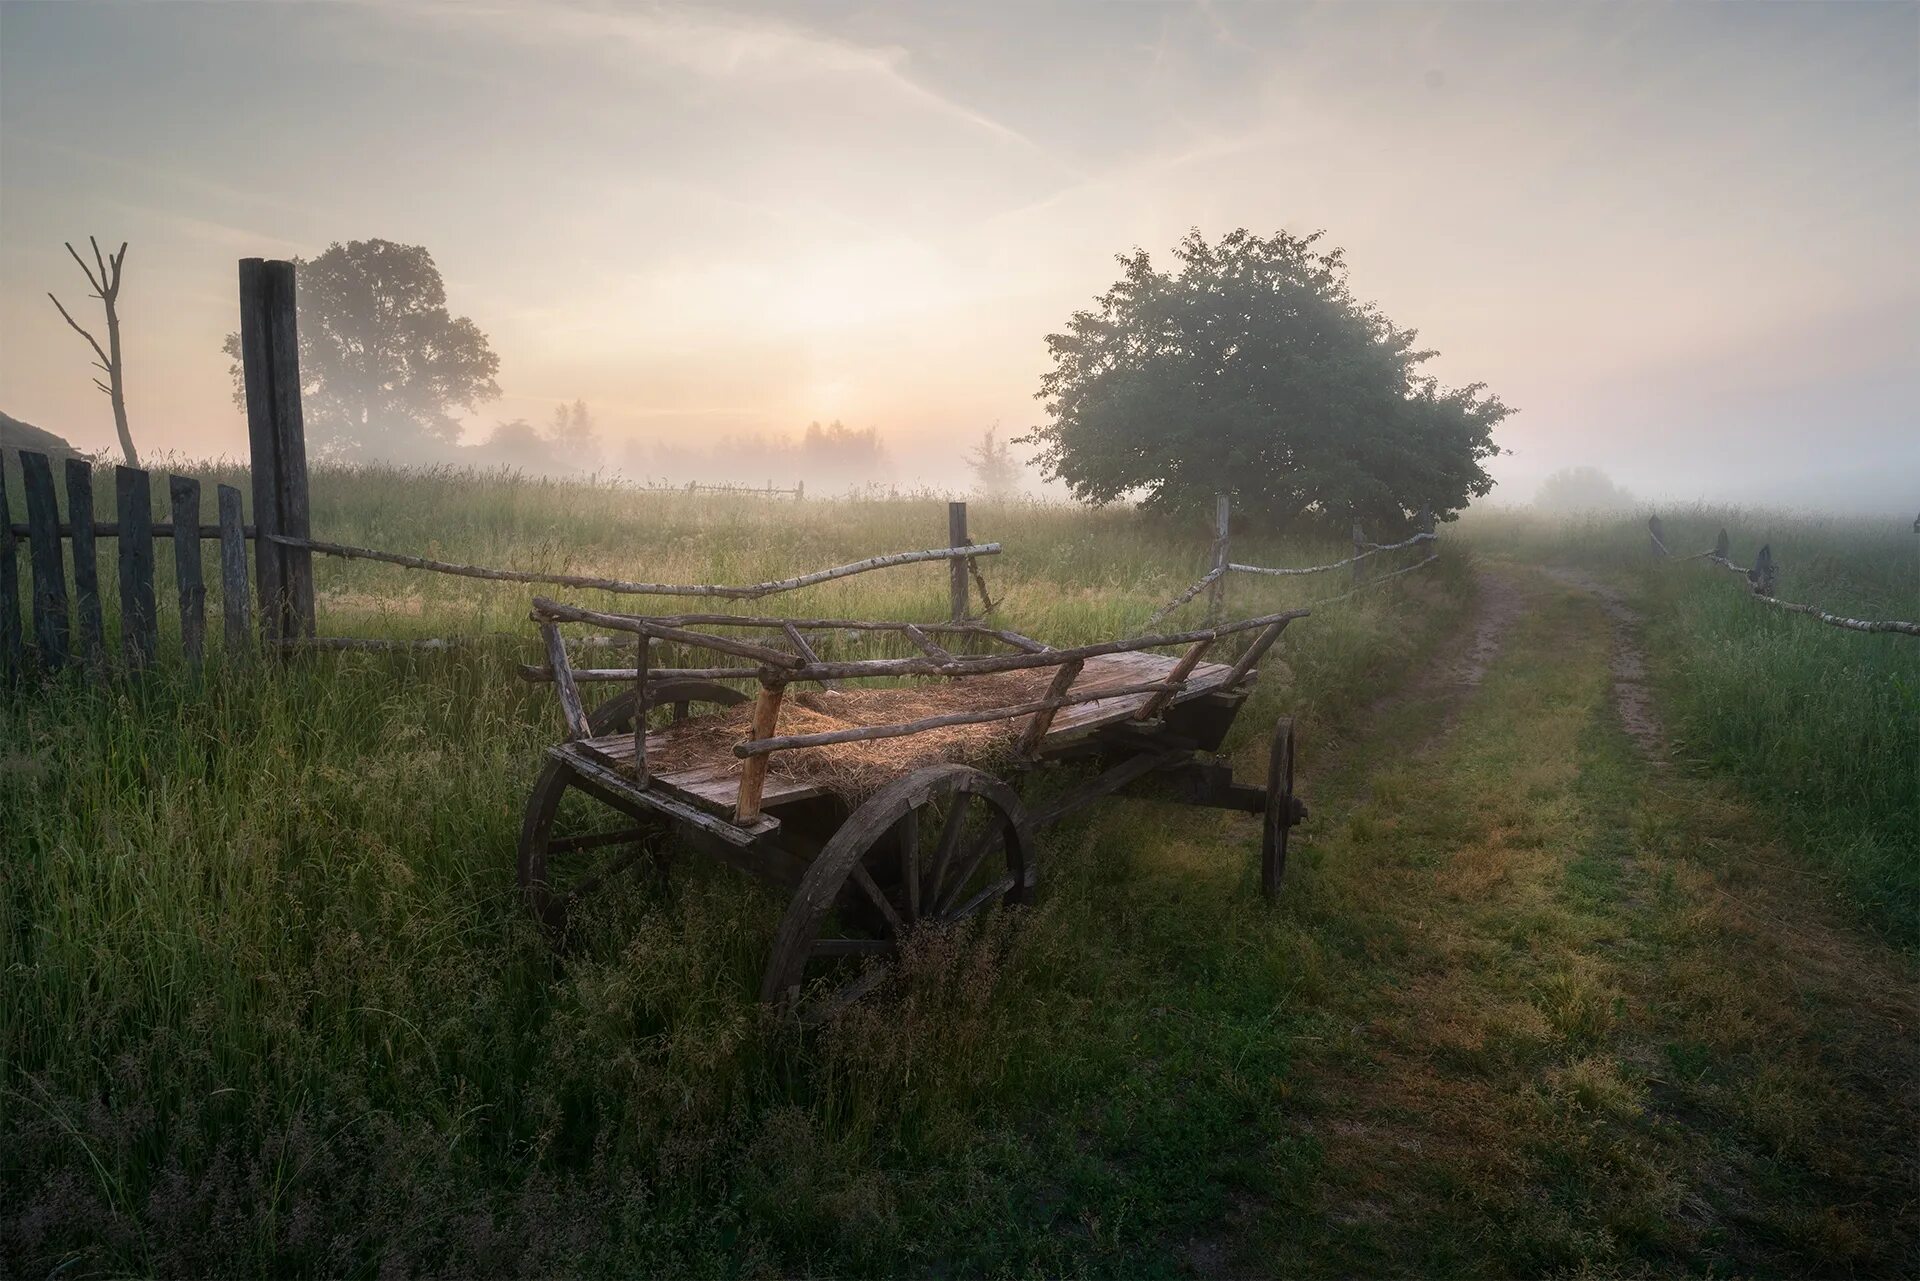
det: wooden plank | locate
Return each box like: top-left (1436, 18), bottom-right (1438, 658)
top-left (20, 451), bottom-right (68, 668)
top-left (263, 259), bottom-right (316, 640)
top-left (948, 501), bottom-right (970, 621)
top-left (116, 466), bottom-right (157, 668)
top-left (170, 475), bottom-right (205, 666)
top-left (541, 621), bottom-right (589, 739)
top-left (64, 458), bottom-right (104, 667)
top-left (1016, 658), bottom-right (1083, 755)
top-left (1136, 636), bottom-right (1213, 721)
top-left (733, 682), bottom-right (787, 822)
top-left (217, 484), bottom-right (251, 654)
top-left (631, 628), bottom-right (650, 784)
top-left (0, 451), bottom-right (21, 678)
top-left (238, 258), bottom-right (285, 642)
top-left (735, 678), bottom-right (1170, 757)
top-left (1225, 617), bottom-right (1292, 688)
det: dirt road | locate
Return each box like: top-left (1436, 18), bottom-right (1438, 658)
top-left (1222, 562), bottom-right (1920, 1276)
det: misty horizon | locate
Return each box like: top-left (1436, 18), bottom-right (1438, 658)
top-left (2, 1), bottom-right (1915, 513)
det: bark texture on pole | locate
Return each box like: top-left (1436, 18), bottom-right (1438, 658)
top-left (238, 258), bottom-right (315, 644)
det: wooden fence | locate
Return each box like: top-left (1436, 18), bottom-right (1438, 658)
top-left (1, 257), bottom-right (312, 683)
top-left (0, 451), bottom-right (254, 678)
top-left (1648, 515), bottom-right (1919, 638)
top-left (1147, 494), bottom-right (1441, 627)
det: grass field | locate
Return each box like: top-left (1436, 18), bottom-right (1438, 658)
top-left (3, 467), bottom-right (1915, 1275)
top-left (1461, 505), bottom-right (1920, 944)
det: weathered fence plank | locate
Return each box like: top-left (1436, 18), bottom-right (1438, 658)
top-left (116, 466), bottom-right (156, 667)
top-left (64, 458), bottom-right (104, 666)
top-left (171, 475), bottom-right (206, 666)
top-left (0, 452), bottom-right (22, 678)
top-left (948, 501), bottom-right (970, 621)
top-left (218, 484), bottom-right (251, 655)
top-left (240, 257), bottom-right (316, 644)
top-left (21, 451), bottom-right (69, 668)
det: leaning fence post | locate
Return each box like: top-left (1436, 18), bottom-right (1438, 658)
top-left (217, 484), bottom-right (251, 657)
top-left (1648, 514), bottom-right (1668, 558)
top-left (65, 457), bottom-right (104, 668)
top-left (1351, 521), bottom-right (1367, 587)
top-left (948, 500), bottom-right (971, 622)
top-left (1714, 528), bottom-right (1729, 562)
top-left (239, 257), bottom-right (316, 647)
top-left (1749, 544), bottom-right (1777, 597)
top-left (170, 475), bottom-right (206, 667)
top-left (21, 451), bottom-right (69, 669)
top-left (116, 465), bottom-right (156, 668)
top-left (0, 451), bottom-right (21, 679)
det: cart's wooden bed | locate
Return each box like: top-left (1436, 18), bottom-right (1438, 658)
top-left (558, 650), bottom-right (1241, 815)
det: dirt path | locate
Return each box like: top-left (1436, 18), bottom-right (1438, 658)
top-left (1235, 562), bottom-right (1920, 1277)
top-left (1545, 565), bottom-right (1666, 760)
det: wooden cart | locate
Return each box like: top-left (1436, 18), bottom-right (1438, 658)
top-left (519, 597), bottom-right (1310, 1008)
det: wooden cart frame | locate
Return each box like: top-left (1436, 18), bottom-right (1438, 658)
top-left (519, 597), bottom-right (1310, 1009)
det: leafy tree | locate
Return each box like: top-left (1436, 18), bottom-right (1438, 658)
top-left (1534, 465), bottom-right (1635, 512)
top-left (963, 425), bottom-right (1021, 497)
top-left (1022, 228), bottom-right (1511, 529)
top-left (223, 239), bottom-right (501, 458)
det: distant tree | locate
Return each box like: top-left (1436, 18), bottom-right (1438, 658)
top-left (1534, 466), bottom-right (1635, 512)
top-left (47, 237), bottom-right (137, 465)
top-left (964, 425), bottom-right (1021, 497)
top-left (548, 399), bottom-right (603, 472)
top-left (1022, 228), bottom-right (1511, 529)
top-left (477, 417), bottom-right (546, 471)
top-left (222, 239), bottom-right (501, 458)
top-left (799, 420), bottom-right (889, 479)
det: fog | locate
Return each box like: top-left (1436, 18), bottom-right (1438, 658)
top-left (1, 1), bottom-right (1914, 513)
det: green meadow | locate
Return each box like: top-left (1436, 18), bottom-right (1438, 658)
top-left (4, 466), bottom-right (1914, 1275)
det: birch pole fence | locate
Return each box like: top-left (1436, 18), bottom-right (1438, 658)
top-left (1648, 515), bottom-right (1920, 638)
top-left (1146, 494), bottom-right (1442, 628)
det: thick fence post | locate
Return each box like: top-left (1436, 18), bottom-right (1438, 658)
top-left (1206, 494), bottom-right (1231, 626)
top-left (65, 458), bottom-right (104, 668)
top-left (948, 500), bottom-right (970, 621)
top-left (171, 475), bottom-right (206, 667)
top-left (21, 451), bottom-right (69, 669)
top-left (116, 465), bottom-right (156, 668)
top-left (239, 257), bottom-right (315, 646)
top-left (0, 451), bottom-right (21, 679)
top-left (1749, 544), bottom-right (1777, 597)
top-left (218, 484), bottom-right (251, 656)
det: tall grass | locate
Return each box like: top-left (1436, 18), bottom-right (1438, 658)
top-left (2, 463), bottom-right (1469, 1274)
top-left (1462, 505), bottom-right (1919, 943)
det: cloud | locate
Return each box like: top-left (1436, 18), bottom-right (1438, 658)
top-left (384, 0), bottom-right (1042, 151)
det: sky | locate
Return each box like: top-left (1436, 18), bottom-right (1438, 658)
top-left (1, 0), bottom-right (1915, 508)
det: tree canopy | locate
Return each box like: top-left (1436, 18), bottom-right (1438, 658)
top-left (224, 239), bottom-right (500, 459)
top-left (1022, 229), bottom-right (1511, 529)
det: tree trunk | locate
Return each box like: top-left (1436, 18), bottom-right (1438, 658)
top-left (105, 292), bottom-right (135, 466)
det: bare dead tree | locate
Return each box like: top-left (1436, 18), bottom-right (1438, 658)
top-left (48, 237), bottom-right (136, 465)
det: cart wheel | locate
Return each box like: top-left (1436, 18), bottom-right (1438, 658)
top-left (760, 764), bottom-right (1034, 1011)
top-left (519, 679), bottom-right (747, 934)
top-left (1262, 716), bottom-right (1301, 900)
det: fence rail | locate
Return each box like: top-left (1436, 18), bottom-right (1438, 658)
top-left (1649, 516), bottom-right (1919, 638)
top-left (1147, 497), bottom-right (1442, 627)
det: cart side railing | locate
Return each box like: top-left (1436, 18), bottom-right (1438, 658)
top-left (526, 598), bottom-right (1309, 823)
